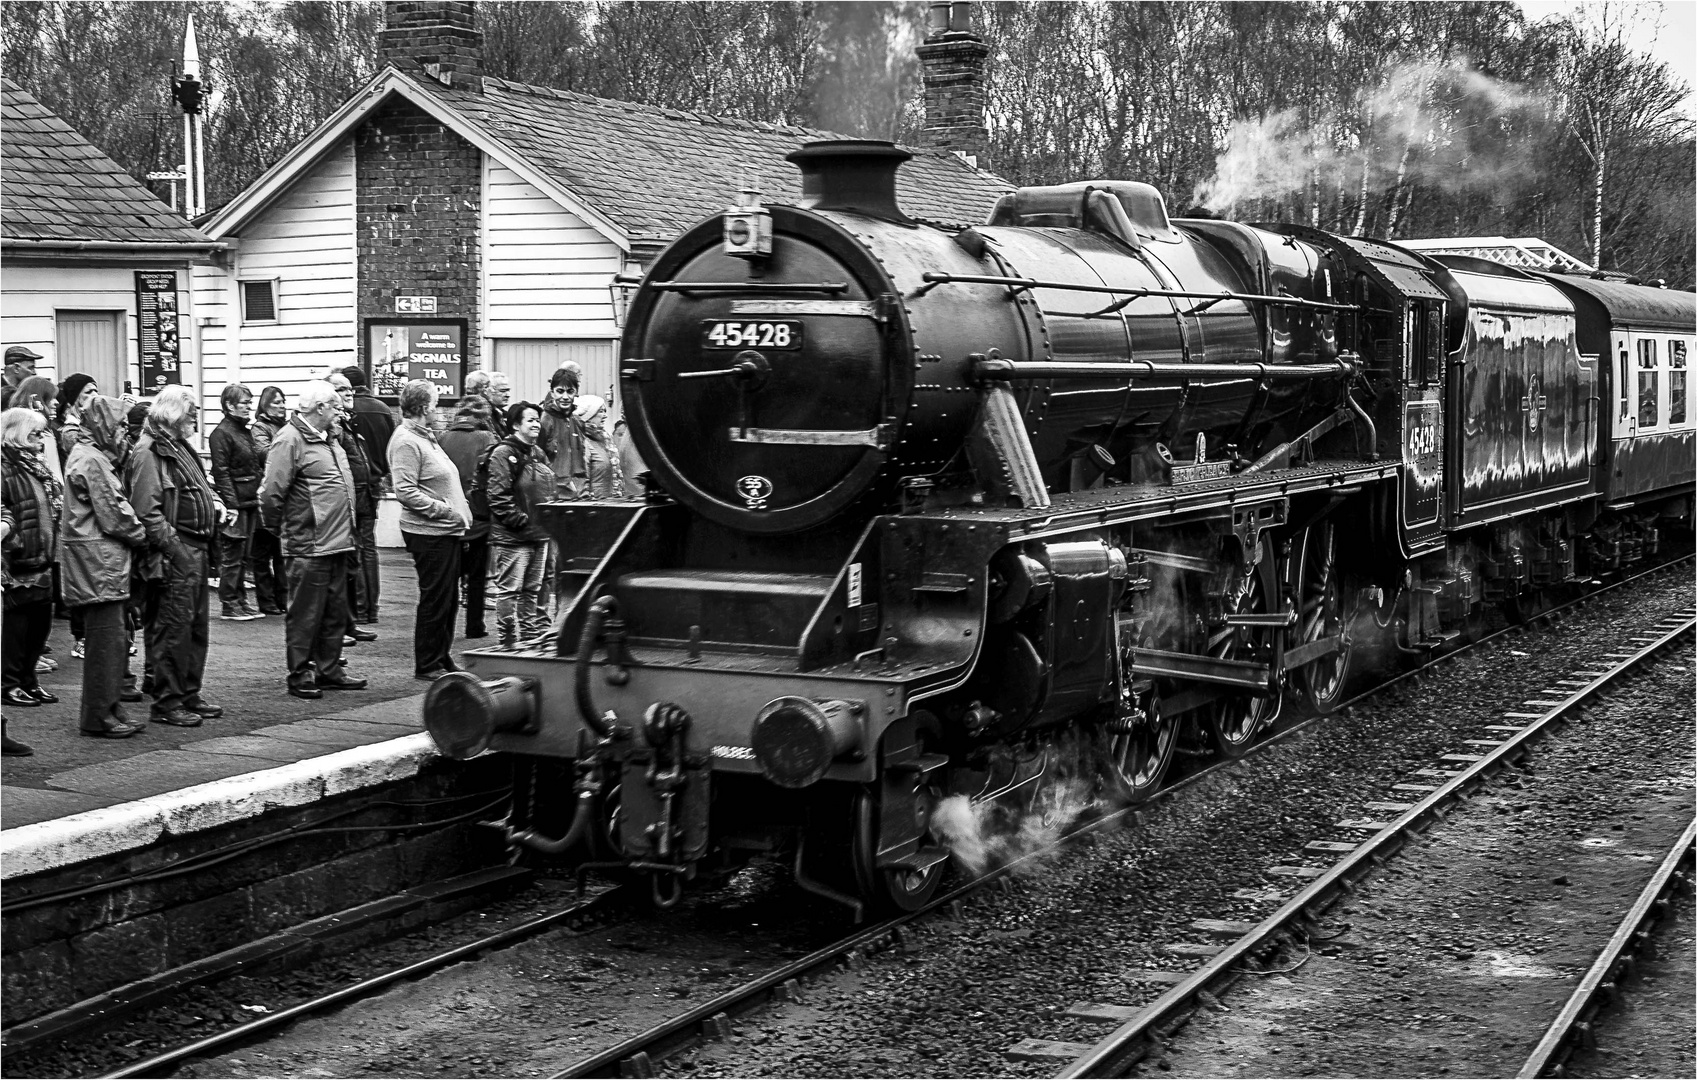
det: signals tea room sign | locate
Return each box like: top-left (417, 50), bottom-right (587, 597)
top-left (365, 319), bottom-right (465, 401)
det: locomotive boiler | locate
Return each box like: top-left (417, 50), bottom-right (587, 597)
top-left (423, 140), bottom-right (1694, 915)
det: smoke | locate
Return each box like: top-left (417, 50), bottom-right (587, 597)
top-left (1192, 61), bottom-right (1546, 216)
top-left (929, 737), bottom-right (1109, 878)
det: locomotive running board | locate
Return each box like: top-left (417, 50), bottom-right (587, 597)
top-left (1127, 647), bottom-right (1271, 692)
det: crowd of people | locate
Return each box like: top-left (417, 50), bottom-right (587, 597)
top-left (1, 347), bottom-right (638, 758)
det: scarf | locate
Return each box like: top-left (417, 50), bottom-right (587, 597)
top-left (404, 417), bottom-right (439, 445)
top-left (5, 445), bottom-right (63, 520)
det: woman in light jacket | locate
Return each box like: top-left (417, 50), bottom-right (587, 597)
top-left (61, 395), bottom-right (148, 738)
top-left (388, 380), bottom-right (471, 679)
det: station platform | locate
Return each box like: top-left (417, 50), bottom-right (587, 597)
top-left (1, 550), bottom-right (460, 878)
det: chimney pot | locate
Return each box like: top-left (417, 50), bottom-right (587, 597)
top-left (382, 0), bottom-right (483, 84)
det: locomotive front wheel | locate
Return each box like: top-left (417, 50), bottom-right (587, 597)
top-left (850, 783), bottom-right (946, 913)
top-left (1102, 689), bottom-right (1176, 803)
top-left (1295, 521), bottom-right (1352, 714)
top-left (1207, 560), bottom-right (1278, 758)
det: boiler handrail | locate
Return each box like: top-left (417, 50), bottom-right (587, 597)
top-left (915, 271), bottom-right (1358, 313)
top-left (974, 357), bottom-right (1357, 382)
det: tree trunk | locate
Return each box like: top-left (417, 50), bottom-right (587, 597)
top-left (1591, 144), bottom-right (1606, 268)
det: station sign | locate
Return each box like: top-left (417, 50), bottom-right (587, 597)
top-left (135, 271), bottom-right (182, 391)
top-left (364, 318), bottom-right (465, 402)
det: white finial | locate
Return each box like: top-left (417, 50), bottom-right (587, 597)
top-left (182, 14), bottom-right (201, 78)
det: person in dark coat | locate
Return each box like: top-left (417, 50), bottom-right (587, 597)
top-left (437, 394), bottom-right (497, 639)
top-left (329, 372), bottom-right (379, 637)
top-left (209, 383), bottom-right (264, 621)
top-left (2, 406), bottom-right (62, 752)
top-left (128, 386), bottom-right (230, 727)
top-left (61, 395), bottom-right (148, 738)
top-left (247, 387), bottom-right (288, 614)
top-left (339, 366), bottom-right (397, 477)
top-left (486, 402), bottom-right (556, 646)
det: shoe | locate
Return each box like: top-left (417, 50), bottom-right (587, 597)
top-left (70, 640), bottom-right (86, 659)
top-left (35, 655), bottom-right (57, 673)
top-left (287, 683), bottom-right (323, 700)
top-left (414, 668), bottom-right (446, 681)
top-left (241, 601), bottom-right (265, 618)
top-left (128, 641), bottom-right (137, 656)
top-left (2, 733), bottom-right (34, 755)
top-left (151, 708), bottom-right (203, 727)
top-left (119, 689), bottom-right (145, 703)
top-left (342, 635), bottom-right (358, 647)
top-left (318, 675), bottom-right (367, 691)
top-left (2, 688), bottom-right (41, 708)
top-left (347, 626), bottom-right (377, 642)
top-left (259, 603), bottom-right (284, 616)
top-left (220, 605), bottom-right (259, 621)
top-left (185, 700), bottom-right (224, 718)
top-left (26, 688), bottom-right (58, 704)
top-left (465, 627), bottom-right (487, 639)
top-left (80, 722), bottom-right (141, 739)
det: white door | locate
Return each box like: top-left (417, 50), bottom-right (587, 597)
top-left (492, 339), bottom-right (617, 410)
top-left (56, 310), bottom-right (125, 395)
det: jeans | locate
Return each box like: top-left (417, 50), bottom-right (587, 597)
top-left (461, 532), bottom-right (489, 635)
top-left (403, 532), bottom-right (460, 675)
top-left (284, 555), bottom-right (351, 686)
top-left (1, 591), bottom-right (52, 693)
top-left (490, 541), bottom-right (549, 646)
top-left (148, 539), bottom-right (210, 713)
top-left (217, 508), bottom-right (255, 606)
top-left (346, 509), bottom-right (380, 623)
top-left (76, 600), bottom-right (128, 731)
top-left (249, 526), bottom-right (285, 611)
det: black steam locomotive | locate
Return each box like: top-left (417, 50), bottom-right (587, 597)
top-left (424, 141), bottom-right (1695, 915)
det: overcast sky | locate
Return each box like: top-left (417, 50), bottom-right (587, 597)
top-left (1518, 0), bottom-right (1697, 115)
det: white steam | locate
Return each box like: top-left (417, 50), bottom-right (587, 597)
top-left (930, 751), bottom-right (1104, 877)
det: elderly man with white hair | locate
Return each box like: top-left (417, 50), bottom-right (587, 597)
top-left (259, 380), bottom-right (367, 699)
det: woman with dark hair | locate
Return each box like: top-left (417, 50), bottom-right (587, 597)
top-left (7, 376), bottom-right (73, 669)
top-left (247, 386), bottom-right (289, 614)
top-left (388, 380), bottom-right (470, 679)
top-left (209, 383), bottom-right (263, 620)
top-left (62, 396), bottom-right (147, 738)
top-left (2, 406), bottom-right (62, 752)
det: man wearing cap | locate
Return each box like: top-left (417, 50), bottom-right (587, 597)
top-left (3, 346), bottom-right (42, 409)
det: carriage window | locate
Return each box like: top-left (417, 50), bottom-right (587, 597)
top-left (1618, 343), bottom-right (1630, 419)
top-left (1670, 341), bottom-right (1688, 425)
top-left (1637, 339), bottom-right (1660, 428)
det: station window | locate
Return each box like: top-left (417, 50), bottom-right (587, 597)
top-left (1637, 339), bottom-right (1659, 428)
top-left (240, 279), bottom-right (278, 324)
top-left (1670, 340), bottom-right (1688, 425)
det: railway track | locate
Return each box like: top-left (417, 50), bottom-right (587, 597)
top-left (1055, 610), bottom-right (1695, 1078)
top-left (71, 556), bottom-right (1691, 1080)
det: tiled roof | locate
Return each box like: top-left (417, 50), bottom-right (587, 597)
top-left (404, 67), bottom-right (1012, 243)
top-left (1, 78), bottom-right (214, 246)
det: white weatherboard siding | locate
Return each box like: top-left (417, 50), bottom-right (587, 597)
top-left (482, 160), bottom-right (623, 407)
top-left (195, 141), bottom-right (357, 421)
top-left (0, 264), bottom-right (178, 390)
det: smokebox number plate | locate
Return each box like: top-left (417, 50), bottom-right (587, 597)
top-left (702, 320), bottom-right (803, 350)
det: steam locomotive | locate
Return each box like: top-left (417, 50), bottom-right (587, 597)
top-left (424, 140), bottom-right (1694, 916)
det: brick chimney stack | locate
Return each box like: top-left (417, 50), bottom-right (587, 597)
top-left (381, 1), bottom-right (483, 83)
top-left (916, 1), bottom-right (989, 169)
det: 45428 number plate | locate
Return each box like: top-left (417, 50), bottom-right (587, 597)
top-left (702, 320), bottom-right (803, 350)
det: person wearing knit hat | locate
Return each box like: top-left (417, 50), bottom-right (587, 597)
top-left (55, 373), bottom-right (97, 425)
top-left (573, 394), bottom-right (615, 498)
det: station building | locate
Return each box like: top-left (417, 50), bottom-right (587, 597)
top-left (1, 79), bottom-right (220, 397)
top-left (189, 0), bottom-right (1009, 419)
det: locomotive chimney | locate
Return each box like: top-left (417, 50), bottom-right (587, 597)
top-left (381, 0), bottom-right (483, 86)
top-left (786, 140), bottom-right (912, 222)
top-left (917, 1), bottom-right (990, 168)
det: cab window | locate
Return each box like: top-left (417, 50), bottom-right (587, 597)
top-left (1670, 340), bottom-right (1688, 426)
top-left (1618, 343), bottom-right (1631, 420)
top-left (1637, 339), bottom-right (1660, 428)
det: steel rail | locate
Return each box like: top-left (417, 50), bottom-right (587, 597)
top-left (101, 885), bottom-right (630, 1079)
top-left (1517, 817), bottom-right (1697, 1079)
top-left (551, 555), bottom-right (1692, 1079)
top-left (1056, 612), bottom-right (1697, 1078)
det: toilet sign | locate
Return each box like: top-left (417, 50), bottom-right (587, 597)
top-left (364, 318), bottom-right (465, 401)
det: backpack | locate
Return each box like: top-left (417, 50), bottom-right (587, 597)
top-left (468, 440), bottom-right (521, 523)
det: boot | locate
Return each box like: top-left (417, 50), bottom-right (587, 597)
top-left (2, 721), bottom-right (33, 756)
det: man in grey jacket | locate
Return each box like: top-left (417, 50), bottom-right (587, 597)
top-left (259, 381), bottom-right (367, 700)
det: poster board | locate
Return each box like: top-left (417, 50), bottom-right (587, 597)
top-left (364, 318), bottom-right (466, 402)
top-left (135, 271), bottom-right (182, 391)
